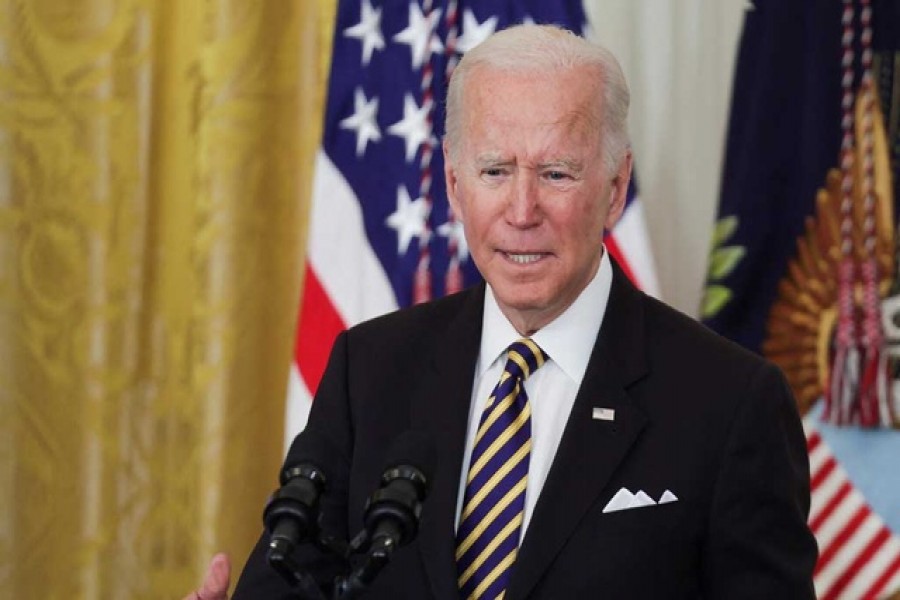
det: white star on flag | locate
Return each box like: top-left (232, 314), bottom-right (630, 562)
top-left (343, 0), bottom-right (384, 65)
top-left (387, 93), bottom-right (433, 163)
top-left (339, 87), bottom-right (381, 157)
top-left (386, 186), bottom-right (431, 254)
top-left (438, 218), bottom-right (469, 261)
top-left (455, 9), bottom-right (498, 54)
top-left (393, 3), bottom-right (443, 69)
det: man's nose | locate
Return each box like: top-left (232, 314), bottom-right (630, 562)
top-left (506, 174), bottom-right (541, 228)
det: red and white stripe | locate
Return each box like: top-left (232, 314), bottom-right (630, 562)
top-left (285, 151), bottom-right (399, 443)
top-left (608, 197), bottom-right (660, 299)
top-left (806, 419), bottom-right (900, 599)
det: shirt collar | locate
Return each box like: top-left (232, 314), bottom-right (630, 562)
top-left (479, 248), bottom-right (613, 383)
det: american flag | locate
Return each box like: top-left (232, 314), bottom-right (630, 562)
top-left (805, 419), bottom-right (900, 598)
top-left (286, 0), bottom-right (660, 437)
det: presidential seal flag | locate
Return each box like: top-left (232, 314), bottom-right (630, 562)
top-left (702, 1), bottom-right (900, 598)
top-left (287, 0), bottom-right (659, 438)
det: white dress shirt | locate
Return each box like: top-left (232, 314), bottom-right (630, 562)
top-left (455, 249), bottom-right (614, 534)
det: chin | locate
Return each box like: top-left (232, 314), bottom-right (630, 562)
top-left (494, 287), bottom-right (554, 313)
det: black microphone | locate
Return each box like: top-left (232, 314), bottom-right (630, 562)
top-left (363, 431), bottom-right (437, 549)
top-left (336, 431), bottom-right (437, 599)
top-left (263, 429), bottom-right (340, 595)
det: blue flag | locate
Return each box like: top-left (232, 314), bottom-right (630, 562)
top-left (701, 1), bottom-right (900, 597)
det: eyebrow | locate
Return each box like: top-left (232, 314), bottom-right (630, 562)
top-left (474, 154), bottom-right (511, 167)
top-left (537, 158), bottom-right (584, 172)
top-left (473, 155), bottom-right (584, 171)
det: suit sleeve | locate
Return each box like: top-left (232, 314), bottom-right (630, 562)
top-left (701, 361), bottom-right (818, 598)
top-left (232, 332), bottom-right (354, 599)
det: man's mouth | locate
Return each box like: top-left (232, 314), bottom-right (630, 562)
top-left (503, 252), bottom-right (547, 265)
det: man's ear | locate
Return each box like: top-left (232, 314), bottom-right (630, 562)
top-left (604, 149), bottom-right (633, 230)
top-left (443, 141), bottom-right (462, 219)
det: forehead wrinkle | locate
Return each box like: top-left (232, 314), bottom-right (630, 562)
top-left (526, 123), bottom-right (594, 172)
top-left (463, 89), bottom-right (602, 169)
top-left (527, 106), bottom-right (599, 151)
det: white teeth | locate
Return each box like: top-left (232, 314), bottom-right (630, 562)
top-left (507, 253), bottom-right (543, 264)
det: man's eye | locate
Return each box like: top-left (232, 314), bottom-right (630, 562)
top-left (545, 171), bottom-right (569, 181)
top-left (482, 168), bottom-right (504, 177)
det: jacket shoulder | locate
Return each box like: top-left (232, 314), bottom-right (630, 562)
top-left (639, 292), bottom-right (779, 380)
top-left (345, 284), bottom-right (482, 345)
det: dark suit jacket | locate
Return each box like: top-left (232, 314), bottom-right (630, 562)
top-left (234, 263), bottom-right (817, 599)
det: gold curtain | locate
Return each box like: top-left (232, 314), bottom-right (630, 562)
top-left (0, 0), bottom-right (336, 597)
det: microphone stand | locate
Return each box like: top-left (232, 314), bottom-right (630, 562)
top-left (267, 537), bottom-right (328, 600)
top-left (331, 526), bottom-right (399, 599)
top-left (267, 529), bottom-right (395, 600)
top-left (266, 531), bottom-right (353, 600)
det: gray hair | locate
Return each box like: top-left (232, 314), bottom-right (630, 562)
top-left (444, 24), bottom-right (630, 176)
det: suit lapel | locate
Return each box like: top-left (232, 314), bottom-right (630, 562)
top-left (506, 262), bottom-right (650, 600)
top-left (410, 284), bottom-right (485, 600)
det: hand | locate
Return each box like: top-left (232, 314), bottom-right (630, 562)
top-left (182, 553), bottom-right (231, 600)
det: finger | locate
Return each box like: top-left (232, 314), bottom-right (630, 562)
top-left (196, 553), bottom-right (232, 600)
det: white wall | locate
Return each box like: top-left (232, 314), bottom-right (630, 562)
top-left (585, 0), bottom-right (748, 316)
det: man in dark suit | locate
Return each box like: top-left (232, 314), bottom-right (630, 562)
top-left (185, 24), bottom-right (817, 600)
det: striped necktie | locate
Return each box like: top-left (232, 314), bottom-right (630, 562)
top-left (456, 338), bottom-right (548, 600)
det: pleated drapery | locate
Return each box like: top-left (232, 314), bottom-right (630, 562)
top-left (0, 1), bottom-right (336, 597)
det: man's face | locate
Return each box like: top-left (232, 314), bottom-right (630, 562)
top-left (445, 65), bottom-right (632, 334)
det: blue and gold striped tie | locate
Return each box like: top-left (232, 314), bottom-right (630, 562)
top-left (456, 338), bottom-right (548, 600)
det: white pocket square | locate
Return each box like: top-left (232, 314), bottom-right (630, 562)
top-left (602, 488), bottom-right (679, 513)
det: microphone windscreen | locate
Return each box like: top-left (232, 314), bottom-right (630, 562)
top-left (281, 428), bottom-right (346, 485)
top-left (381, 430), bottom-right (437, 483)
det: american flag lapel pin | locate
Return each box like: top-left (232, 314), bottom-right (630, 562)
top-left (592, 407), bottom-right (615, 421)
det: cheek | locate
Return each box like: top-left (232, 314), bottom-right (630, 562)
top-left (466, 213), bottom-right (493, 246)
top-left (457, 192), bottom-right (498, 237)
top-left (557, 202), bottom-right (604, 237)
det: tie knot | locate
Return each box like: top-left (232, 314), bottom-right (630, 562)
top-left (504, 338), bottom-right (548, 382)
